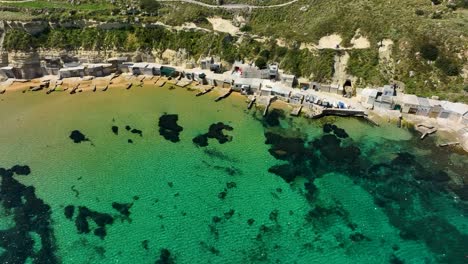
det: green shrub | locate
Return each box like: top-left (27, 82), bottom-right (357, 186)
top-left (435, 57), bottom-right (460, 76)
top-left (255, 57), bottom-right (267, 69)
top-left (420, 43), bottom-right (439, 61)
top-left (415, 9), bottom-right (425, 16)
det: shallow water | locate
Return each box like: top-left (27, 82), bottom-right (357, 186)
top-left (0, 85), bottom-right (467, 263)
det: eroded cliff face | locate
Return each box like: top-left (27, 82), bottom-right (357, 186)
top-left (0, 20), bottom-right (208, 79)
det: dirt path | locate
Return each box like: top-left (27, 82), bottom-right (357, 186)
top-left (156, 0), bottom-right (299, 9)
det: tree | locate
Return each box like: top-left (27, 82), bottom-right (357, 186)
top-left (140, 0), bottom-right (160, 14)
top-left (255, 57), bottom-right (267, 69)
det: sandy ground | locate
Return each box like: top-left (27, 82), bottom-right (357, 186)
top-left (378, 39), bottom-right (394, 61)
top-left (207, 17), bottom-right (240, 35)
top-left (318, 34), bottom-right (342, 49)
top-left (350, 36), bottom-right (370, 49)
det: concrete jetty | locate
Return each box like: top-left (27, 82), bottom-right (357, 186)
top-left (290, 105), bottom-right (302, 116)
top-left (215, 88), bottom-right (233, 102)
top-left (263, 97), bottom-right (273, 116)
top-left (247, 96), bottom-right (256, 109)
top-left (415, 123), bottom-right (437, 140)
top-left (196, 86), bottom-right (214, 97)
top-left (157, 80), bottom-right (166, 87)
top-left (439, 142), bottom-right (460, 147)
top-left (176, 80), bottom-right (192, 87)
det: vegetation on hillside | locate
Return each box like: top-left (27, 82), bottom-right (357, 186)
top-left (1, 0), bottom-right (467, 101)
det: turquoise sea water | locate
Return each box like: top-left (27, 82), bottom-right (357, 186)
top-left (0, 85), bottom-right (467, 263)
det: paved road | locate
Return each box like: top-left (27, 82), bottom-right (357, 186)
top-left (0, 0), bottom-right (299, 9)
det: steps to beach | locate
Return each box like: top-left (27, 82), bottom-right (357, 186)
top-left (215, 88), bottom-right (233, 102)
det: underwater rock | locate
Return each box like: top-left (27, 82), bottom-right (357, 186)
top-left (155, 248), bottom-right (175, 264)
top-left (226, 182), bottom-right (237, 189)
top-left (158, 114), bottom-right (183, 143)
top-left (69, 130), bottom-right (89, 143)
top-left (112, 125), bottom-right (119, 135)
top-left (125, 125), bottom-right (131, 131)
top-left (10, 165), bottom-right (31, 175)
top-left (112, 202), bottom-right (133, 217)
top-left (64, 205), bottom-right (75, 219)
top-left (128, 139), bottom-right (133, 144)
top-left (0, 165), bottom-right (59, 263)
top-left (247, 218), bottom-right (255, 226)
top-left (131, 128), bottom-right (143, 137)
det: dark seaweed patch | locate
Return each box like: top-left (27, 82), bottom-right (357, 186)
top-left (69, 130), bottom-right (90, 143)
top-left (158, 114), bottom-right (183, 143)
top-left (155, 248), bottom-right (175, 264)
top-left (226, 182), bottom-right (237, 189)
top-left (390, 254), bottom-right (404, 264)
top-left (74, 206), bottom-right (114, 239)
top-left (10, 165), bottom-right (31, 175)
top-left (112, 125), bottom-right (119, 135)
top-left (64, 205), bottom-right (75, 219)
top-left (199, 241), bottom-right (220, 255)
top-left (128, 139), bottom-right (133, 144)
top-left (125, 125), bottom-right (131, 131)
top-left (263, 109), bottom-right (284, 127)
top-left (203, 148), bottom-right (234, 161)
top-left (268, 164), bottom-right (305, 183)
top-left (0, 165), bottom-right (59, 263)
top-left (142, 240), bottom-right (149, 250)
top-left (218, 189), bottom-right (227, 200)
top-left (349, 232), bottom-right (371, 242)
top-left (130, 128), bottom-right (143, 137)
top-left (193, 122), bottom-right (233, 147)
top-left (323, 123), bottom-right (349, 138)
top-left (224, 209), bottom-right (235, 220)
top-left (192, 135), bottom-right (208, 147)
top-left (247, 218), bottom-right (255, 226)
top-left (112, 202), bottom-right (133, 217)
